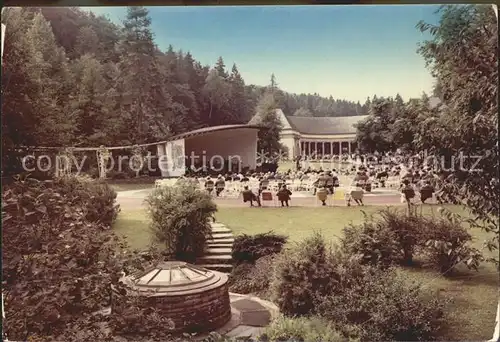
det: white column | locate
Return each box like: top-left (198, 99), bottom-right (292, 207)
top-left (322, 142), bottom-right (325, 157)
top-left (348, 141), bottom-right (351, 156)
top-left (330, 142), bottom-right (333, 157)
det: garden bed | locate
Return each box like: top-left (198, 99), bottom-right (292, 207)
top-left (113, 205), bottom-right (498, 341)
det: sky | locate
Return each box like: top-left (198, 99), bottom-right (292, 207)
top-left (81, 5), bottom-right (441, 103)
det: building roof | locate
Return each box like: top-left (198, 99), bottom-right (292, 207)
top-left (168, 124), bottom-right (261, 141)
top-left (28, 124), bottom-right (261, 151)
top-left (286, 115), bottom-right (369, 135)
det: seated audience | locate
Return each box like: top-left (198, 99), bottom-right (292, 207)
top-left (241, 186), bottom-right (261, 207)
top-left (276, 184), bottom-right (292, 207)
top-left (215, 175), bottom-right (226, 196)
top-left (204, 177), bottom-right (214, 195)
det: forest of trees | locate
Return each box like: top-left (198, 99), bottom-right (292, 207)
top-left (1, 6), bottom-right (368, 154)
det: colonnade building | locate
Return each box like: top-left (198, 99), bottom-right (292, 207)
top-left (261, 109), bottom-right (368, 159)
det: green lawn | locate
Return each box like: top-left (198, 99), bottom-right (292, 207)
top-left (113, 205), bottom-right (498, 341)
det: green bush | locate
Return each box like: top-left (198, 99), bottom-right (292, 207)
top-left (1, 177), bottom-right (131, 340)
top-left (342, 208), bottom-right (484, 275)
top-left (419, 216), bottom-right (483, 274)
top-left (258, 315), bottom-right (355, 342)
top-left (341, 220), bottom-right (402, 269)
top-left (52, 175), bottom-right (120, 226)
top-left (378, 209), bottom-right (423, 265)
top-left (145, 184), bottom-right (217, 262)
top-left (232, 232), bottom-right (288, 264)
top-left (229, 254), bottom-right (276, 294)
top-left (315, 268), bottom-right (446, 341)
top-left (267, 230), bottom-right (447, 341)
top-left (269, 233), bottom-right (336, 316)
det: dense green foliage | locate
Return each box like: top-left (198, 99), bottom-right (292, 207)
top-left (269, 233), bottom-right (339, 316)
top-left (342, 220), bottom-right (402, 269)
top-left (2, 175), bottom-right (217, 341)
top-left (266, 233), bottom-right (446, 341)
top-left (341, 209), bottom-right (483, 273)
top-left (421, 211), bottom-right (484, 273)
top-left (56, 175), bottom-right (120, 226)
top-left (260, 316), bottom-right (355, 342)
top-left (1, 176), bottom-right (123, 340)
top-left (145, 184), bottom-right (217, 261)
top-left (355, 5), bottom-right (498, 263)
top-left (1, 7), bottom-right (366, 153)
top-left (315, 267), bottom-right (445, 341)
top-left (228, 255), bottom-right (276, 295)
top-left (232, 231), bottom-right (288, 264)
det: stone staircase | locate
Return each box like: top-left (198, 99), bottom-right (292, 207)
top-left (197, 222), bottom-right (234, 273)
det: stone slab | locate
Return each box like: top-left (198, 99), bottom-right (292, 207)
top-left (207, 243), bottom-right (234, 248)
top-left (205, 247), bottom-right (232, 254)
top-left (240, 311), bottom-right (271, 327)
top-left (207, 238), bottom-right (235, 244)
top-left (210, 233), bottom-right (234, 239)
top-left (230, 299), bottom-right (272, 327)
top-left (212, 227), bottom-right (233, 233)
top-left (211, 222), bottom-right (228, 228)
top-left (231, 299), bottom-right (266, 312)
top-left (198, 254), bottom-right (232, 260)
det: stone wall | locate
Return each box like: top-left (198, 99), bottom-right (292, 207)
top-left (115, 281), bottom-right (232, 334)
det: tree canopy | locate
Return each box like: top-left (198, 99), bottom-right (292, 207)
top-left (1, 6), bottom-right (367, 155)
top-left (355, 4), bottom-right (498, 262)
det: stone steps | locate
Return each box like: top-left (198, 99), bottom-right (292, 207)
top-left (197, 264), bottom-right (233, 273)
top-left (197, 254), bottom-right (233, 265)
top-left (197, 222), bottom-right (235, 273)
top-left (212, 226), bottom-right (232, 234)
top-left (207, 243), bottom-right (234, 249)
top-left (210, 232), bottom-right (234, 240)
top-left (205, 247), bottom-right (232, 255)
top-left (207, 238), bottom-right (235, 244)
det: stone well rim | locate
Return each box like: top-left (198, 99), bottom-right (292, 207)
top-left (120, 261), bottom-right (229, 296)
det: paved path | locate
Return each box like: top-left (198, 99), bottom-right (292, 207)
top-left (116, 188), bottom-right (430, 210)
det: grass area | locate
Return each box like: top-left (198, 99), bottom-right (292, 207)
top-left (113, 205), bottom-right (498, 341)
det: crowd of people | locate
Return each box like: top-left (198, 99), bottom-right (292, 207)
top-left (167, 151), bottom-right (448, 207)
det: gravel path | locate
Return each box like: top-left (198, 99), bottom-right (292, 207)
top-left (116, 188), bottom-right (433, 210)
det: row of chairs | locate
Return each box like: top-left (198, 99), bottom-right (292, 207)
top-left (154, 175), bottom-right (403, 199)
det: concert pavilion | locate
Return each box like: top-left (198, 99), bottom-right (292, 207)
top-left (251, 109), bottom-right (368, 159)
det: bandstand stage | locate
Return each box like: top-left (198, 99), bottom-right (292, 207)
top-left (155, 124), bottom-right (261, 177)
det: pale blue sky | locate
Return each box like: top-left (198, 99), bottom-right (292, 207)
top-left (82, 5), bottom-right (440, 102)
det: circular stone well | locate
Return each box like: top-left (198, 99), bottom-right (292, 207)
top-left (115, 261), bottom-right (231, 334)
